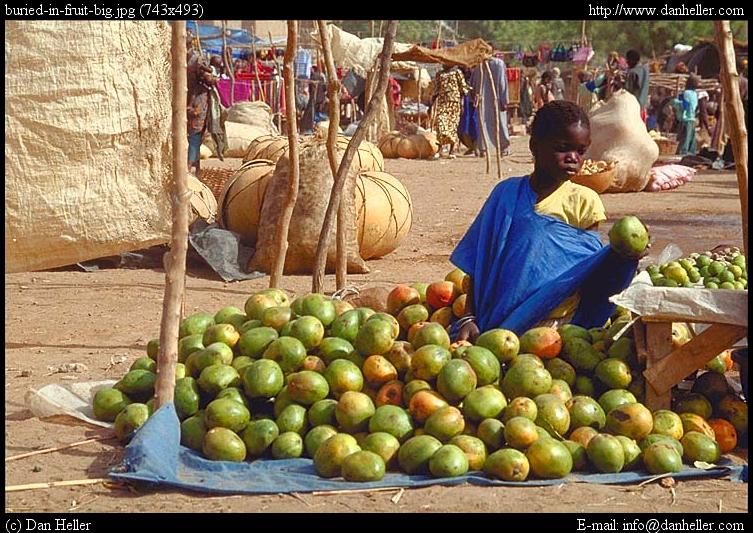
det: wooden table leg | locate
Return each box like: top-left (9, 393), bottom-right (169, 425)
top-left (644, 323), bottom-right (748, 399)
top-left (644, 322), bottom-right (674, 411)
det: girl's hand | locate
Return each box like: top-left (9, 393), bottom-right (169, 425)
top-left (457, 320), bottom-right (480, 344)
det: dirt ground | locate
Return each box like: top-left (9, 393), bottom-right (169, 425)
top-left (4, 135), bottom-right (748, 513)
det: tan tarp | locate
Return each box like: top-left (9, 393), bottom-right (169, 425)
top-left (5, 21), bottom-right (173, 273)
top-left (391, 38), bottom-right (494, 68)
top-left (314, 24), bottom-right (415, 77)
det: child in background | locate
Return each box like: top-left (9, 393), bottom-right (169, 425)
top-left (672, 75), bottom-right (700, 155)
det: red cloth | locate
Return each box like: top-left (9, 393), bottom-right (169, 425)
top-left (388, 77), bottom-right (401, 108)
top-left (640, 108), bottom-right (647, 124)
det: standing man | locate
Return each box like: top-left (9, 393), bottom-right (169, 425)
top-left (186, 32), bottom-right (225, 176)
top-left (471, 55), bottom-right (511, 158)
top-left (625, 49), bottom-right (650, 124)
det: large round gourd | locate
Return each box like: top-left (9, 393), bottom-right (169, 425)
top-left (218, 159), bottom-right (276, 246)
top-left (354, 171), bottom-right (413, 259)
top-left (254, 137), bottom-right (290, 164)
top-left (243, 135), bottom-right (281, 162)
top-left (378, 132), bottom-right (404, 159)
top-left (410, 132), bottom-right (440, 158)
top-left (336, 137), bottom-right (385, 172)
top-left (396, 137), bottom-right (420, 159)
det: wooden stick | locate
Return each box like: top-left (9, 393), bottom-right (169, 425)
top-left (311, 486), bottom-right (405, 496)
top-left (316, 20), bottom-right (347, 291)
top-left (222, 20), bottom-right (234, 106)
top-left (269, 31), bottom-right (284, 133)
top-left (155, 21), bottom-right (189, 410)
top-left (714, 21), bottom-right (748, 260)
top-left (250, 30), bottom-right (264, 103)
top-left (311, 21), bottom-right (398, 294)
top-left (484, 59), bottom-right (502, 179)
top-left (478, 63), bottom-right (490, 173)
top-left (5, 435), bottom-right (115, 462)
top-left (6, 478), bottom-right (111, 493)
top-left (269, 21), bottom-right (301, 288)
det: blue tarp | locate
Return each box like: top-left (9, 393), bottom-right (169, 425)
top-left (109, 404), bottom-right (746, 495)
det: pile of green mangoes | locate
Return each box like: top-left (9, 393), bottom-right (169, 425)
top-left (91, 268), bottom-right (747, 483)
top-left (647, 247), bottom-right (747, 290)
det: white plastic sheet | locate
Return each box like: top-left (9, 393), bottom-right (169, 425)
top-left (25, 380), bottom-right (117, 428)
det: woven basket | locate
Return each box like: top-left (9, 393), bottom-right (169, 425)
top-left (571, 168), bottom-right (616, 194)
top-left (655, 139), bottom-right (679, 156)
top-left (198, 167), bottom-right (238, 202)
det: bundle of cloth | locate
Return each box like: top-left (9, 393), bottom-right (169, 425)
top-left (644, 164), bottom-right (696, 192)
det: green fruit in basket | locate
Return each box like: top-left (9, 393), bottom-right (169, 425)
top-left (698, 265), bottom-right (710, 278)
top-left (695, 254), bottom-right (712, 266)
top-left (719, 282), bottom-right (736, 290)
top-left (650, 275), bottom-right (664, 286)
top-left (646, 265), bottom-right (660, 276)
top-left (682, 281), bottom-right (694, 288)
top-left (679, 259), bottom-right (694, 271)
top-left (708, 261), bottom-right (725, 276)
top-left (657, 278), bottom-right (679, 288)
top-left (718, 270), bottom-right (736, 284)
top-left (728, 265), bottom-right (743, 279)
top-left (732, 254), bottom-right (746, 267)
top-left (736, 281), bottom-right (747, 290)
top-left (687, 269), bottom-right (701, 283)
top-left (664, 266), bottom-right (689, 285)
top-left (705, 281), bottom-right (719, 289)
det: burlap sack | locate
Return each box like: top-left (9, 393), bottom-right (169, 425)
top-left (249, 140), bottom-right (368, 274)
top-left (586, 90), bottom-right (659, 193)
top-left (206, 121), bottom-right (268, 158)
top-left (226, 101), bottom-right (279, 135)
top-left (5, 21), bottom-right (172, 273)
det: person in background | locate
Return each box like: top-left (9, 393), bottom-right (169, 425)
top-left (470, 56), bottom-right (511, 157)
top-left (672, 74), bottom-right (700, 155)
top-left (624, 49), bottom-right (650, 124)
top-left (551, 67), bottom-right (566, 101)
top-left (534, 71), bottom-right (555, 111)
top-left (576, 70), bottom-right (597, 115)
top-left (186, 33), bottom-right (216, 177)
top-left (459, 67), bottom-right (481, 156)
top-left (432, 64), bottom-right (470, 158)
top-left (300, 65), bottom-right (327, 133)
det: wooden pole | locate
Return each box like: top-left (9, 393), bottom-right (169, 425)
top-left (484, 60), bottom-right (502, 179)
top-left (478, 63), bottom-right (491, 173)
top-left (155, 21), bottom-right (189, 410)
top-left (312, 20), bottom-right (398, 293)
top-left (269, 21), bottom-right (301, 288)
top-left (269, 31), bottom-right (285, 133)
top-left (317, 20), bottom-right (347, 290)
top-left (714, 21), bottom-right (748, 260)
top-left (250, 30), bottom-right (264, 103)
top-left (222, 21), bottom-right (234, 106)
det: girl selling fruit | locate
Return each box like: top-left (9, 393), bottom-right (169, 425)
top-left (451, 101), bottom-right (647, 343)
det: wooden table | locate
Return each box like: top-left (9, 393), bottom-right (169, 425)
top-left (636, 316), bottom-right (747, 410)
top-left (612, 273), bottom-right (747, 411)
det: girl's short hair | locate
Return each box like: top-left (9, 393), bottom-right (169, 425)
top-left (531, 101), bottom-right (590, 141)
